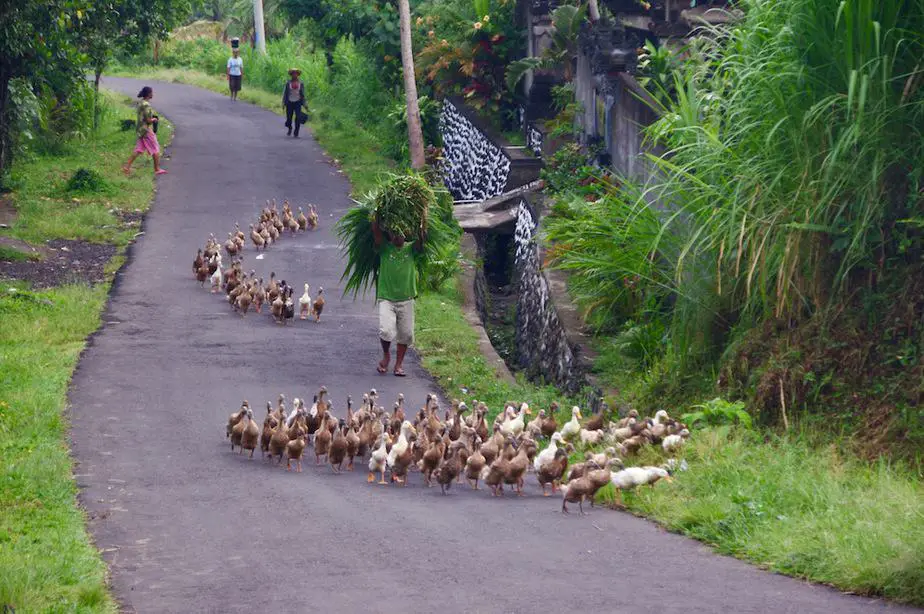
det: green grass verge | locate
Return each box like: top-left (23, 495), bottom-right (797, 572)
top-left (592, 427), bottom-right (924, 604)
top-left (0, 91), bottom-right (171, 612)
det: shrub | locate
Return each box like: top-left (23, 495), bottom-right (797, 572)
top-left (65, 168), bottom-right (108, 193)
top-left (683, 398), bottom-right (752, 429)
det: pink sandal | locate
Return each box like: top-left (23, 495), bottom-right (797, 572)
top-left (155, 169), bottom-right (168, 176)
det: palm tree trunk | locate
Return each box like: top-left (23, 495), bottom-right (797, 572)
top-left (587, 0), bottom-right (600, 22)
top-left (398, 0), bottom-right (425, 169)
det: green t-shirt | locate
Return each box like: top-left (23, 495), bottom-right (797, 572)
top-left (136, 100), bottom-right (154, 138)
top-left (377, 242), bottom-right (417, 302)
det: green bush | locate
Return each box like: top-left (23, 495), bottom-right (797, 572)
top-left (683, 398), bottom-right (753, 429)
top-left (65, 168), bottom-right (108, 193)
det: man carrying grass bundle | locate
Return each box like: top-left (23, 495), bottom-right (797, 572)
top-left (372, 216), bottom-right (426, 377)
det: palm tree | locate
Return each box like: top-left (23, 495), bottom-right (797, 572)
top-left (506, 4), bottom-right (587, 90)
top-left (398, 0), bottom-right (426, 169)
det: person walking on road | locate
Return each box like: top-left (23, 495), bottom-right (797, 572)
top-left (227, 48), bottom-right (243, 101)
top-left (122, 86), bottom-right (166, 176)
top-left (372, 217), bottom-right (426, 377)
top-left (282, 68), bottom-right (306, 137)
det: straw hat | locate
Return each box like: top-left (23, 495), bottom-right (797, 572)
top-left (288, 68), bottom-right (301, 76)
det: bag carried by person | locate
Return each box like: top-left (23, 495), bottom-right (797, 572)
top-left (297, 108), bottom-right (309, 125)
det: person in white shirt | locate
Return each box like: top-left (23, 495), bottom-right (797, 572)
top-left (227, 48), bottom-right (243, 101)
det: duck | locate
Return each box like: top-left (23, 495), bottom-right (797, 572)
top-left (561, 460), bottom-right (615, 514)
top-left (436, 440), bottom-right (467, 495)
top-left (345, 424), bottom-right (361, 470)
top-left (226, 401), bottom-right (249, 439)
top-left (250, 224), bottom-right (265, 250)
top-left (502, 437), bottom-right (531, 495)
top-left (540, 403), bottom-right (558, 438)
top-left (230, 412), bottom-right (247, 452)
top-left (235, 286), bottom-right (252, 316)
top-left (296, 207), bottom-right (308, 231)
top-left (533, 431), bottom-right (563, 472)
top-left (314, 412), bottom-right (333, 465)
top-left (312, 287), bottom-right (325, 323)
top-left (605, 418), bottom-right (636, 443)
top-left (653, 409), bottom-right (671, 425)
top-left (560, 406), bottom-right (583, 440)
top-left (210, 261), bottom-right (223, 293)
top-left (368, 432), bottom-right (391, 484)
top-left (268, 414), bottom-right (290, 464)
top-left (420, 437), bottom-right (446, 487)
top-left (239, 409), bottom-right (259, 458)
top-left (615, 409), bottom-right (640, 428)
top-left (500, 402), bottom-right (531, 438)
top-left (536, 447), bottom-right (569, 496)
top-left (224, 232), bottom-right (240, 257)
top-left (192, 249), bottom-right (204, 278)
top-left (328, 422), bottom-right (348, 473)
top-left (285, 425), bottom-right (307, 472)
top-left (282, 287), bottom-right (295, 324)
top-left (589, 447), bottom-right (619, 469)
top-left (662, 429), bottom-right (690, 454)
top-left (579, 428), bottom-right (605, 446)
top-left (481, 439), bottom-right (515, 497)
top-left (479, 423), bottom-right (502, 466)
top-left (298, 284), bottom-right (312, 319)
top-left (386, 421), bottom-right (416, 479)
top-left (526, 409), bottom-right (545, 439)
top-left (464, 437), bottom-right (486, 489)
top-left (270, 293), bottom-right (285, 324)
top-left (196, 259), bottom-right (210, 286)
top-left (583, 410), bottom-right (605, 432)
top-left (609, 466), bottom-right (671, 505)
top-left (307, 204), bottom-right (319, 229)
top-left (260, 402), bottom-right (277, 458)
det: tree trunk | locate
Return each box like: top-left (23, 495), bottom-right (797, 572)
top-left (0, 70), bottom-right (11, 180)
top-left (93, 67), bottom-right (102, 131)
top-left (253, 0), bottom-right (267, 55)
top-left (154, 38), bottom-right (160, 64)
top-left (587, 0), bottom-right (601, 22)
top-left (397, 0), bottom-right (425, 170)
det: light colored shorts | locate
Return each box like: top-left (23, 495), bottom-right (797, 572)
top-left (378, 299), bottom-right (415, 346)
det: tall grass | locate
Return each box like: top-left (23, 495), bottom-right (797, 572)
top-left (546, 0), bottom-right (924, 364)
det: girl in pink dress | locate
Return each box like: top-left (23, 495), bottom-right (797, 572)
top-left (123, 86), bottom-right (167, 176)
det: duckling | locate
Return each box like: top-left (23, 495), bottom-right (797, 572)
top-left (436, 440), bottom-right (467, 495)
top-left (329, 422), bottom-right (348, 473)
top-left (662, 429), bottom-right (690, 454)
top-left (314, 413), bottom-right (333, 465)
top-left (464, 437), bottom-right (486, 489)
top-left (240, 409), bottom-right (259, 458)
top-left (286, 426), bottom-right (307, 472)
top-left (298, 283), bottom-right (312, 319)
top-left (296, 207), bottom-right (308, 230)
top-left (226, 401), bottom-right (249, 439)
top-left (560, 406), bottom-right (583, 440)
top-left (368, 432), bottom-right (391, 484)
top-left (537, 447), bottom-right (569, 496)
top-left (250, 224), bottom-right (265, 250)
top-left (312, 287), bottom-right (325, 323)
top-left (579, 428), bottom-right (605, 446)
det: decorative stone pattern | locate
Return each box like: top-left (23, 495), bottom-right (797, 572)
top-left (512, 198), bottom-right (583, 392)
top-left (439, 99), bottom-right (511, 201)
top-left (526, 124), bottom-right (544, 157)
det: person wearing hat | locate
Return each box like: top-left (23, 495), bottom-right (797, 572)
top-left (227, 47), bottom-right (243, 101)
top-left (282, 68), bottom-right (306, 137)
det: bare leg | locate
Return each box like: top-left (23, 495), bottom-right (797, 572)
top-left (378, 338), bottom-right (390, 373)
top-left (123, 151), bottom-right (140, 173)
top-left (152, 152), bottom-right (161, 173)
top-left (394, 343), bottom-right (408, 374)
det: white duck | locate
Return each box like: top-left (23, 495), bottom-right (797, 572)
top-left (298, 283), bottom-right (312, 319)
top-left (579, 428), bottom-right (605, 446)
top-left (653, 409), bottom-right (670, 425)
top-left (386, 420), bottom-right (415, 470)
top-left (662, 429), bottom-right (690, 454)
top-left (500, 402), bottom-right (531, 438)
top-left (560, 406), bottom-right (583, 440)
top-left (533, 432), bottom-right (563, 472)
top-left (368, 433), bottom-right (391, 484)
top-left (610, 466), bottom-right (670, 495)
top-left (209, 254), bottom-right (223, 293)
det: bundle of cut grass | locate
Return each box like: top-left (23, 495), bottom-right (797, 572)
top-left (337, 173), bottom-right (460, 298)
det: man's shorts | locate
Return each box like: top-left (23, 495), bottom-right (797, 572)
top-left (378, 299), bottom-right (415, 346)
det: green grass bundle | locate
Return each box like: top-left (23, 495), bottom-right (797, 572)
top-left (337, 174), bottom-right (461, 298)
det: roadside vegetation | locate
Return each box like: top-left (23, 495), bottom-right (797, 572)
top-left (1, 90), bottom-right (171, 611)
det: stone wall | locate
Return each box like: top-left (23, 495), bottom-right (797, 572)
top-left (439, 99), bottom-right (511, 201)
top-left (512, 198), bottom-right (583, 392)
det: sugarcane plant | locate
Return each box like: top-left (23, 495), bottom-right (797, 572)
top-left (337, 173), bottom-right (461, 298)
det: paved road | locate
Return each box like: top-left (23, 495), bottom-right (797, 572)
top-left (68, 79), bottom-right (912, 613)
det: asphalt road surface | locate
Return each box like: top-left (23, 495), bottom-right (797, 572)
top-left (67, 78), bottom-right (914, 613)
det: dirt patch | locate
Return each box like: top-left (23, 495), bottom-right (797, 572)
top-left (0, 194), bottom-right (17, 228)
top-left (0, 239), bottom-right (117, 288)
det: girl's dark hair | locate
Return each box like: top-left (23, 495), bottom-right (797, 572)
top-left (137, 86), bottom-right (153, 99)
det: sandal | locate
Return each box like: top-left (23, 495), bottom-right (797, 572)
top-left (377, 360), bottom-right (388, 374)
top-left (155, 169), bottom-right (168, 176)
top-left (393, 368), bottom-right (406, 377)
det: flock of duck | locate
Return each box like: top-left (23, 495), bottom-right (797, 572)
top-left (225, 388), bottom-right (691, 514)
top-left (191, 200), bottom-right (325, 323)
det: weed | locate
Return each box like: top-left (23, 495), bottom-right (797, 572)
top-left (65, 168), bottom-right (108, 193)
